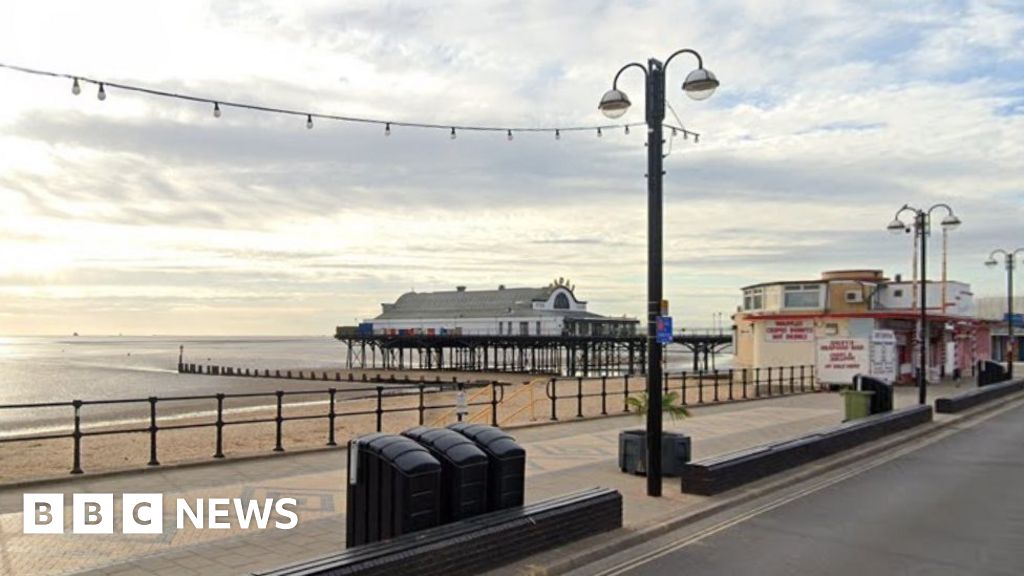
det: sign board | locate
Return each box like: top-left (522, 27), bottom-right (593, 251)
top-left (660, 299), bottom-right (670, 316)
top-left (764, 319), bottom-right (814, 342)
top-left (869, 330), bottom-right (897, 383)
top-left (656, 316), bottom-right (673, 344)
top-left (816, 338), bottom-right (869, 384)
top-left (1005, 313), bottom-right (1024, 328)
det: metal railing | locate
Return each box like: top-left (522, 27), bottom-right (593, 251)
top-left (542, 365), bottom-right (818, 421)
top-left (0, 379), bottom-right (503, 476)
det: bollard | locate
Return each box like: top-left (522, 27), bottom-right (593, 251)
top-left (681, 372), bottom-right (688, 405)
top-left (549, 378), bottom-right (559, 421)
top-left (418, 385), bottom-right (426, 425)
top-left (576, 377), bottom-right (583, 418)
top-left (375, 386), bottom-right (384, 431)
top-left (623, 374), bottom-right (631, 412)
top-left (600, 376), bottom-right (608, 416)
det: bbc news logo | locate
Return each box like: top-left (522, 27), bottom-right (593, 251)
top-left (23, 493), bottom-right (298, 534)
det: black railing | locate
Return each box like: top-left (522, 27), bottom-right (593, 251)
top-left (543, 365), bottom-right (817, 421)
top-left (0, 378), bottom-right (502, 476)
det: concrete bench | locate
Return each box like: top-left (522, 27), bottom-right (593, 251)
top-left (935, 379), bottom-right (1024, 414)
top-left (254, 487), bottom-right (622, 576)
top-left (680, 405), bottom-right (933, 496)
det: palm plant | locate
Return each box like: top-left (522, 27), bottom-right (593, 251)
top-left (626, 391), bottom-right (689, 421)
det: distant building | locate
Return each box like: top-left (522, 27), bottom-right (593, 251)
top-left (975, 295), bottom-right (1024, 363)
top-left (364, 279), bottom-right (638, 337)
top-left (734, 269), bottom-right (990, 384)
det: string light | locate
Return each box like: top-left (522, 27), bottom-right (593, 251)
top-left (0, 62), bottom-right (703, 143)
top-left (694, 134), bottom-right (700, 143)
top-left (450, 127), bottom-right (457, 140)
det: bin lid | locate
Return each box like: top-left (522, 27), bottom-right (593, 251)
top-left (447, 424), bottom-right (525, 458)
top-left (402, 427), bottom-right (488, 466)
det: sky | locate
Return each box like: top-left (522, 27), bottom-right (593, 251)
top-left (0, 0), bottom-right (1022, 336)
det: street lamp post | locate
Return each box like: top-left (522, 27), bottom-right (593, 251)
top-left (887, 204), bottom-right (961, 404)
top-left (985, 248), bottom-right (1023, 378)
top-left (599, 49), bottom-right (718, 497)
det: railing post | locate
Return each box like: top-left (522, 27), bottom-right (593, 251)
top-left (800, 365), bottom-right (806, 392)
top-left (755, 367), bottom-right (761, 397)
top-left (600, 376), bottom-right (608, 416)
top-left (147, 397), bottom-right (160, 466)
top-left (698, 370), bottom-right (704, 404)
top-left (713, 369), bottom-right (720, 402)
top-left (418, 384), bottom-right (426, 426)
top-left (789, 366), bottom-right (795, 394)
top-left (274, 390), bottom-right (285, 452)
top-left (549, 378), bottom-right (558, 421)
top-left (375, 386), bottom-right (384, 431)
top-left (327, 388), bottom-right (337, 446)
top-left (576, 377), bottom-right (583, 418)
top-left (214, 393), bottom-right (225, 458)
top-left (728, 368), bottom-right (734, 401)
top-left (663, 372), bottom-right (669, 395)
top-left (681, 372), bottom-right (688, 406)
top-left (71, 400), bottom-right (83, 474)
top-left (491, 383), bottom-right (499, 427)
top-left (742, 368), bottom-right (748, 399)
top-left (767, 367), bottom-right (773, 396)
top-left (623, 375), bottom-right (630, 412)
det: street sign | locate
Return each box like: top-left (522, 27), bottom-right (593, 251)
top-left (660, 299), bottom-right (670, 316)
top-left (1004, 313), bottom-right (1024, 328)
top-left (656, 316), bottom-right (673, 344)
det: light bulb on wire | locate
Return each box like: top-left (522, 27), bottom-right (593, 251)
top-left (625, 125), bottom-right (630, 135)
top-left (71, 77), bottom-right (81, 95)
top-left (306, 114), bottom-right (313, 129)
top-left (450, 127), bottom-right (456, 140)
top-left (385, 123), bottom-right (391, 137)
top-left (97, 83), bottom-right (106, 101)
top-left (597, 127), bottom-right (603, 138)
top-left (507, 129), bottom-right (513, 141)
top-left (213, 102), bottom-right (221, 118)
top-left (555, 129), bottom-right (561, 140)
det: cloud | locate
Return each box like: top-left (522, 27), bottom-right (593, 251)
top-left (0, 0), bottom-right (1022, 334)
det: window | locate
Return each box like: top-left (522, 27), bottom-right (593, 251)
top-left (535, 321), bottom-right (541, 335)
top-left (893, 289), bottom-right (904, 298)
top-left (519, 322), bottom-right (529, 335)
top-left (498, 322), bottom-right (503, 335)
top-left (553, 293), bottom-right (570, 309)
top-left (784, 284), bottom-right (822, 309)
top-left (743, 288), bottom-right (764, 310)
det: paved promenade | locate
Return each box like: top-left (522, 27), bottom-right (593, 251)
top-left (0, 383), bottom-right (968, 576)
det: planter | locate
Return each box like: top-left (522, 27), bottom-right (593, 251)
top-left (618, 429), bottom-right (691, 477)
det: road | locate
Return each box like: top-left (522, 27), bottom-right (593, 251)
top-left (575, 399), bottom-right (1024, 576)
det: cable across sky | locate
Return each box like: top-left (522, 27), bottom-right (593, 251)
top-left (0, 62), bottom-right (700, 142)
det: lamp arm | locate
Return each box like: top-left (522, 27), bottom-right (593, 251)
top-left (927, 203), bottom-right (956, 218)
top-left (664, 48), bottom-right (704, 73)
top-left (989, 248), bottom-right (1009, 260)
top-left (611, 62), bottom-right (648, 90)
top-left (893, 204), bottom-right (918, 225)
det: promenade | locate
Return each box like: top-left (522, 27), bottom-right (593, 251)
top-left (0, 383), bottom-right (969, 576)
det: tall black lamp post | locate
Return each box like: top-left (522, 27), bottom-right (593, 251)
top-left (985, 248), bottom-right (1023, 378)
top-left (598, 49), bottom-right (718, 497)
top-left (887, 204), bottom-right (961, 404)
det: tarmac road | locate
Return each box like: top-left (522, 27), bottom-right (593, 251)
top-left (578, 399), bottom-right (1024, 576)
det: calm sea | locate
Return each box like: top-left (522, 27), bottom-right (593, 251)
top-left (0, 336), bottom-right (348, 436)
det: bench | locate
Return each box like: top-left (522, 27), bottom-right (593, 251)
top-left (254, 487), bottom-right (622, 576)
top-left (935, 379), bottom-right (1024, 414)
top-left (679, 405), bottom-right (933, 495)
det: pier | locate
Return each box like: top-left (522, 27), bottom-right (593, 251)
top-left (334, 330), bottom-right (732, 376)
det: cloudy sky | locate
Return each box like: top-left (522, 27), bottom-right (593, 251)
top-left (0, 0), bottom-right (1021, 336)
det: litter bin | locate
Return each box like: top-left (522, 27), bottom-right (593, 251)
top-left (346, 433), bottom-right (442, 547)
top-left (447, 423), bottom-right (525, 511)
top-left (841, 389), bottom-right (874, 422)
top-left (855, 375), bottom-right (893, 414)
top-left (402, 426), bottom-right (489, 523)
